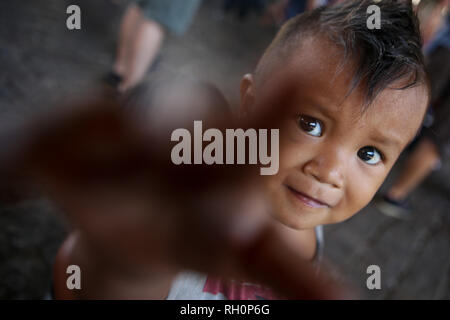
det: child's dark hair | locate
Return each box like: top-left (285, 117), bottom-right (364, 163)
top-left (256, 0), bottom-right (428, 108)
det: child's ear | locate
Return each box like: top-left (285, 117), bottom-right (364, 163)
top-left (239, 74), bottom-right (255, 118)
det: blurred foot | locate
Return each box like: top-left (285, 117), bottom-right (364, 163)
top-left (375, 195), bottom-right (412, 220)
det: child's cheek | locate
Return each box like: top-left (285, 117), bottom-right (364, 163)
top-left (282, 119), bottom-right (310, 143)
top-left (280, 122), bottom-right (319, 159)
top-left (332, 166), bottom-right (387, 223)
top-left (278, 137), bottom-right (315, 173)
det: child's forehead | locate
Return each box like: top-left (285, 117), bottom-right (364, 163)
top-left (351, 85), bottom-right (427, 143)
top-left (284, 37), bottom-right (355, 91)
top-left (283, 36), bottom-right (425, 106)
top-left (292, 36), bottom-right (346, 72)
top-left (257, 36), bottom-right (357, 104)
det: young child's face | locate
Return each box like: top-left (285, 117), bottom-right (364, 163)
top-left (241, 37), bottom-right (429, 230)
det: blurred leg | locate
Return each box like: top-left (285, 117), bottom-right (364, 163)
top-left (118, 18), bottom-right (165, 92)
top-left (113, 3), bottom-right (142, 76)
top-left (387, 137), bottom-right (441, 201)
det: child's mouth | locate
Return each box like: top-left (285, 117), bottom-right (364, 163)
top-left (286, 186), bottom-right (330, 208)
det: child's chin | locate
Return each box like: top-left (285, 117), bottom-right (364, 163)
top-left (266, 186), bottom-right (329, 229)
top-left (273, 210), bottom-right (324, 230)
top-left (272, 190), bottom-right (329, 229)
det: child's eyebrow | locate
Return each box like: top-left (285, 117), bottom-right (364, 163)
top-left (369, 132), bottom-right (403, 151)
top-left (311, 101), bottom-right (336, 113)
top-left (301, 99), bottom-right (337, 120)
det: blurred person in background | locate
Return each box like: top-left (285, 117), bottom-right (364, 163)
top-left (376, 0), bottom-right (449, 219)
top-left (223, 0), bottom-right (267, 20)
top-left (222, 0), bottom-right (338, 26)
top-left (419, 0), bottom-right (449, 47)
top-left (262, 0), bottom-right (339, 26)
top-left (106, 0), bottom-right (202, 93)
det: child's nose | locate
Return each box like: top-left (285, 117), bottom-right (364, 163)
top-left (302, 151), bottom-right (345, 189)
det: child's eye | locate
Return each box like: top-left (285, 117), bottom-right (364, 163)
top-left (298, 115), bottom-right (323, 137)
top-left (358, 146), bottom-right (383, 165)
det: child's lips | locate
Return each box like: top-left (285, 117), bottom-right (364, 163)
top-left (286, 186), bottom-right (331, 208)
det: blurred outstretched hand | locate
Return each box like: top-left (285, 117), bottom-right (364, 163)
top-left (1, 77), bottom-right (352, 300)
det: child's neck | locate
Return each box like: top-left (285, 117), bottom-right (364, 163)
top-left (274, 222), bottom-right (317, 261)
